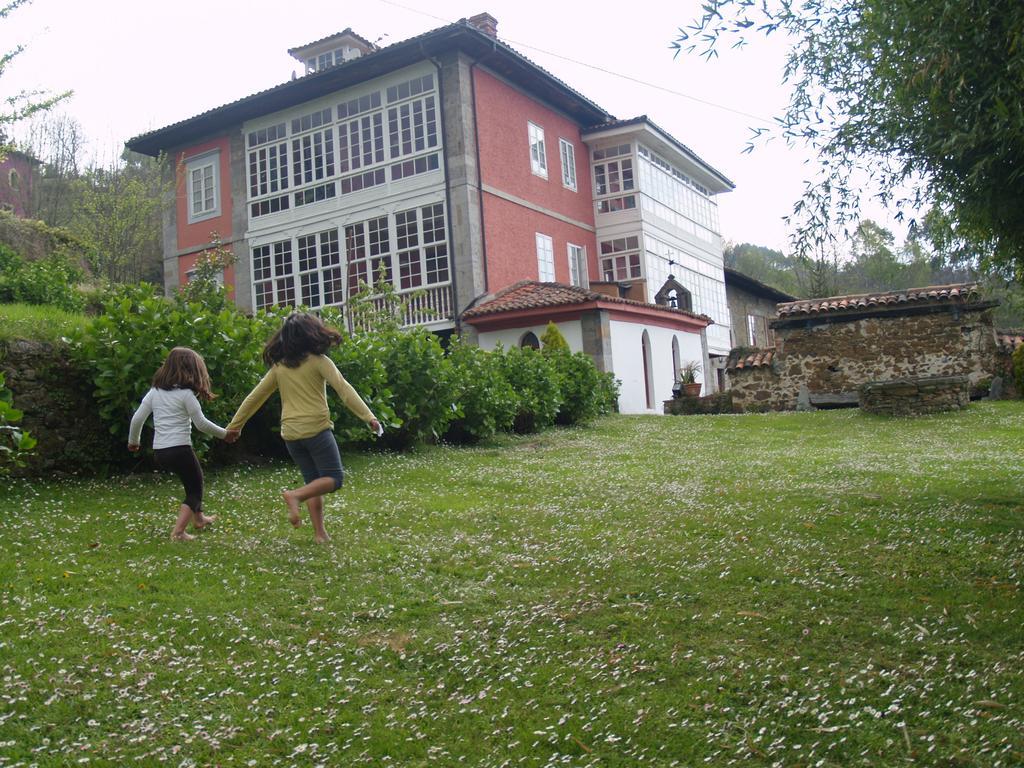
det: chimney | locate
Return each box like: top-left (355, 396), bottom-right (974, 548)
top-left (467, 12), bottom-right (498, 38)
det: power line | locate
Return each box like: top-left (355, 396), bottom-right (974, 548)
top-left (369, 0), bottom-right (773, 126)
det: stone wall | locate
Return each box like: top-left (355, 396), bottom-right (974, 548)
top-left (1, 340), bottom-right (121, 475)
top-left (663, 391), bottom-right (734, 415)
top-left (859, 376), bottom-right (969, 416)
top-left (729, 306), bottom-right (999, 412)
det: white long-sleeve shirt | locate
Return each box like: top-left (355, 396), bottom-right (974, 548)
top-left (128, 388), bottom-right (227, 449)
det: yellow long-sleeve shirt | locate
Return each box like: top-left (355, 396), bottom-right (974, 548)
top-left (227, 354), bottom-right (375, 441)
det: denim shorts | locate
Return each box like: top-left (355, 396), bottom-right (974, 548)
top-left (284, 429), bottom-right (344, 491)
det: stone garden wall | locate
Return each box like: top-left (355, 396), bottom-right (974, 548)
top-left (1, 340), bottom-right (121, 475)
top-left (859, 376), bottom-right (970, 416)
top-left (729, 306), bottom-right (999, 412)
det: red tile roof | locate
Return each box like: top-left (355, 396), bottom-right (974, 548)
top-left (462, 280), bottom-right (711, 323)
top-left (777, 283), bottom-right (983, 318)
top-left (725, 348), bottom-right (775, 371)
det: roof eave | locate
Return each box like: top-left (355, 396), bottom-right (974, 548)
top-left (582, 117), bottom-right (734, 193)
top-left (127, 22), bottom-right (612, 157)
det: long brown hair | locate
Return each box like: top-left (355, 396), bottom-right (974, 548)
top-left (263, 312), bottom-right (343, 368)
top-left (152, 347), bottom-right (215, 401)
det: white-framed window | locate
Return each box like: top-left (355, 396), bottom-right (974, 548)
top-left (746, 314), bottom-right (773, 347)
top-left (600, 235), bottom-right (642, 281)
top-left (536, 233), bottom-right (555, 281)
top-left (185, 266), bottom-right (224, 287)
top-left (528, 122), bottom-right (547, 178)
top-left (245, 73), bottom-right (441, 220)
top-left (559, 138), bottom-right (577, 190)
top-left (252, 204), bottom-right (451, 312)
top-left (594, 155), bottom-right (634, 196)
top-left (252, 239), bottom-right (295, 310)
top-left (568, 243), bottom-right (587, 288)
top-left (185, 151), bottom-right (220, 223)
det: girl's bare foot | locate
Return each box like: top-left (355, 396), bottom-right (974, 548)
top-left (171, 531), bottom-right (195, 541)
top-left (282, 491), bottom-right (302, 527)
top-left (314, 532), bottom-right (330, 544)
top-left (193, 514), bottom-right (217, 530)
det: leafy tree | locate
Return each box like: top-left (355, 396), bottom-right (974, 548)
top-left (1, 0), bottom-right (71, 153)
top-left (675, 0), bottom-right (1024, 281)
top-left (73, 151), bottom-right (170, 284)
top-left (724, 242), bottom-right (803, 296)
top-left (18, 112), bottom-right (86, 226)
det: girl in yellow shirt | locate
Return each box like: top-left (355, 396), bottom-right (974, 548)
top-left (226, 312), bottom-right (380, 543)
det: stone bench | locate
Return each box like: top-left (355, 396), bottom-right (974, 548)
top-left (858, 375), bottom-right (969, 416)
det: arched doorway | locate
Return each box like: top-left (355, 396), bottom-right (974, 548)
top-left (519, 331), bottom-right (540, 349)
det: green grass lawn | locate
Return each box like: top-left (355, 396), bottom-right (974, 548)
top-left (2, 404), bottom-right (1022, 767)
top-left (0, 303), bottom-right (88, 345)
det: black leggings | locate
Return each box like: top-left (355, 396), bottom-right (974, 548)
top-left (154, 445), bottom-right (204, 514)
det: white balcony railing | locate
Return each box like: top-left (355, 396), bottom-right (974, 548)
top-left (346, 282), bottom-right (454, 332)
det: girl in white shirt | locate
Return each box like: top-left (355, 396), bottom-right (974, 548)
top-left (128, 347), bottom-right (229, 540)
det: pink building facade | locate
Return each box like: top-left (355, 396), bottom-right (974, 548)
top-left (0, 149), bottom-right (39, 218)
top-left (127, 16), bottom-right (734, 412)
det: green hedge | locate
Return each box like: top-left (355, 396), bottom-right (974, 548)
top-left (64, 284), bottom-right (617, 468)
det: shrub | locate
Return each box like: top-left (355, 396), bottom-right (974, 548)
top-left (539, 321), bottom-right (570, 352)
top-left (548, 351), bottom-right (618, 425)
top-left (328, 284), bottom-right (457, 450)
top-left (596, 370), bottom-right (621, 414)
top-left (0, 370), bottom-right (36, 475)
top-left (499, 345), bottom-right (562, 433)
top-left (75, 283), bottom-right (280, 458)
top-left (0, 243), bottom-right (85, 312)
top-left (326, 327), bottom-right (399, 446)
top-left (444, 338), bottom-right (517, 443)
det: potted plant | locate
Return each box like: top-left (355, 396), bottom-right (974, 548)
top-left (679, 360), bottom-right (703, 397)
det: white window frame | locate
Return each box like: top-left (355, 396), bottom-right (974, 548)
top-left (559, 138), bottom-right (577, 191)
top-left (185, 150), bottom-right (220, 224)
top-left (567, 243), bottom-right (587, 288)
top-left (747, 314), bottom-right (760, 346)
top-left (528, 122), bottom-right (547, 179)
top-left (536, 233), bottom-right (555, 282)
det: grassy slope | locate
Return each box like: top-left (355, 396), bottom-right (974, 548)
top-left (0, 303), bottom-right (88, 345)
top-left (1, 404), bottom-right (1022, 767)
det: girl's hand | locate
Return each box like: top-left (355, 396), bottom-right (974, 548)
top-left (224, 429), bottom-right (241, 443)
top-left (369, 419), bottom-right (383, 436)
top-left (128, 443), bottom-right (140, 452)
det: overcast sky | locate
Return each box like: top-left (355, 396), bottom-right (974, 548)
top-left (3, 0), bottom-right (910, 253)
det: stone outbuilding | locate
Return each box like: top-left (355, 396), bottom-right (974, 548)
top-left (710, 267), bottom-right (795, 392)
top-left (727, 283), bottom-right (1000, 411)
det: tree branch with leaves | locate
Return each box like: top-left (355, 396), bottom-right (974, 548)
top-left (1, 0), bottom-right (71, 156)
top-left (674, 0), bottom-right (1024, 282)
